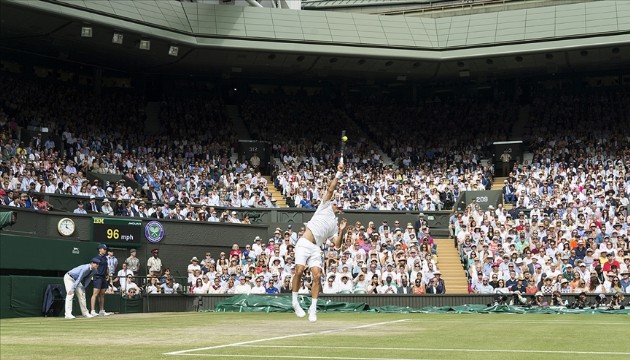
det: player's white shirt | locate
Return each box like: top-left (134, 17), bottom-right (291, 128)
top-left (306, 199), bottom-right (338, 247)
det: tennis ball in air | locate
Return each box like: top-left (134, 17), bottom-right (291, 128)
top-left (342, 136), bottom-right (348, 142)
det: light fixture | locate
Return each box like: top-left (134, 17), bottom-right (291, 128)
top-left (139, 40), bottom-right (151, 50)
top-left (112, 33), bottom-right (123, 44)
top-left (81, 27), bottom-right (93, 38)
top-left (168, 45), bottom-right (179, 57)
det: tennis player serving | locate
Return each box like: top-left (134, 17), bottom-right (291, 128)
top-left (292, 161), bottom-right (347, 322)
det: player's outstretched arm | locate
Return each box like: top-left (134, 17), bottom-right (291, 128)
top-left (322, 162), bottom-right (344, 203)
top-left (333, 218), bottom-right (348, 249)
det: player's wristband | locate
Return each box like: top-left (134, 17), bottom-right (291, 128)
top-left (335, 171), bottom-right (343, 179)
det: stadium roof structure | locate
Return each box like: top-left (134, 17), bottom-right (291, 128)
top-left (301, 0), bottom-right (584, 15)
top-left (0, 0), bottom-right (629, 81)
top-left (302, 0), bottom-right (491, 11)
top-left (303, 0), bottom-right (433, 8)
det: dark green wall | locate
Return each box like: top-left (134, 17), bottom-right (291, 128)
top-left (0, 234), bottom-right (97, 271)
top-left (0, 276), bottom-right (142, 318)
top-left (1, 206), bottom-right (450, 278)
top-left (1, 208), bottom-right (267, 276)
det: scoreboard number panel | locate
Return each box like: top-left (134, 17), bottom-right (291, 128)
top-left (92, 217), bottom-right (141, 244)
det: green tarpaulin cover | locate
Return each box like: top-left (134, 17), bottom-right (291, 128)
top-left (0, 211), bottom-right (14, 228)
top-left (214, 295), bottom-right (630, 315)
top-left (215, 294), bottom-right (367, 313)
top-left (370, 304), bottom-right (630, 314)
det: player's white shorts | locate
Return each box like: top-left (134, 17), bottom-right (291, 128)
top-left (294, 237), bottom-right (323, 269)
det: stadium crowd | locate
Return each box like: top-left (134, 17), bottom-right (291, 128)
top-left (1, 65), bottom-right (630, 304)
top-left (0, 71), bottom-right (498, 215)
top-left (105, 215), bottom-right (443, 297)
top-left (455, 86), bottom-right (630, 304)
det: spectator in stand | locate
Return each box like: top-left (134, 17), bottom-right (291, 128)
top-left (396, 276), bottom-right (412, 294)
top-left (337, 273), bottom-right (353, 294)
top-left (100, 199), bottom-right (113, 215)
top-left (352, 272), bottom-right (369, 293)
top-left (426, 272), bottom-right (446, 294)
top-left (86, 195), bottom-right (101, 213)
top-left (106, 249), bottom-right (118, 278)
top-left (161, 278), bottom-right (181, 294)
top-left (115, 263), bottom-right (133, 294)
top-left (265, 278), bottom-right (279, 294)
top-left (73, 200), bottom-right (87, 214)
top-left (147, 248), bottom-right (162, 277)
top-left (475, 276), bottom-right (494, 294)
top-left (250, 275), bottom-right (266, 294)
top-left (412, 278), bottom-right (426, 294)
top-left (187, 257), bottom-right (201, 285)
top-left (125, 249), bottom-right (140, 274)
top-left (190, 278), bottom-right (205, 294)
top-left (124, 275), bottom-right (141, 299)
top-left (378, 276), bottom-right (397, 294)
top-left (207, 277), bottom-right (223, 294)
top-left (146, 277), bottom-right (162, 294)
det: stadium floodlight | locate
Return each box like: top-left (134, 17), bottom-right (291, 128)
top-left (81, 27), bottom-right (93, 38)
top-left (112, 33), bottom-right (124, 44)
top-left (139, 40), bottom-right (151, 50)
top-left (168, 45), bottom-right (179, 57)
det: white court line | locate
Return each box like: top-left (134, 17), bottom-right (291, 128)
top-left (164, 319), bottom-right (410, 356)
top-left (236, 345), bottom-right (630, 356)
top-left (171, 355), bottom-right (429, 360)
top-left (402, 319), bottom-right (630, 325)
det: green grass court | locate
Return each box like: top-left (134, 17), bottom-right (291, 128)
top-left (1, 312), bottom-right (629, 360)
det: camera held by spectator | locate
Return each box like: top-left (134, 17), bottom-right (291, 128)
top-left (591, 294), bottom-right (608, 309)
top-left (608, 293), bottom-right (625, 310)
top-left (490, 293), bottom-right (508, 306)
top-left (569, 292), bottom-right (588, 309)
top-left (510, 291), bottom-right (528, 307)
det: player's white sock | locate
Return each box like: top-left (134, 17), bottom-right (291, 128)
top-left (309, 298), bottom-right (318, 322)
top-left (292, 292), bottom-right (305, 318)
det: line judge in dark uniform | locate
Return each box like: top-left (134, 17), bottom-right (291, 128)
top-left (90, 244), bottom-right (113, 316)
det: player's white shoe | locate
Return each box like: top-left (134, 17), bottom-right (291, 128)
top-left (83, 313), bottom-right (95, 318)
top-left (99, 310), bottom-right (113, 316)
top-left (293, 303), bottom-right (305, 318)
top-left (308, 308), bottom-right (317, 322)
top-left (64, 315), bottom-right (76, 319)
top-left (90, 310), bottom-right (98, 317)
